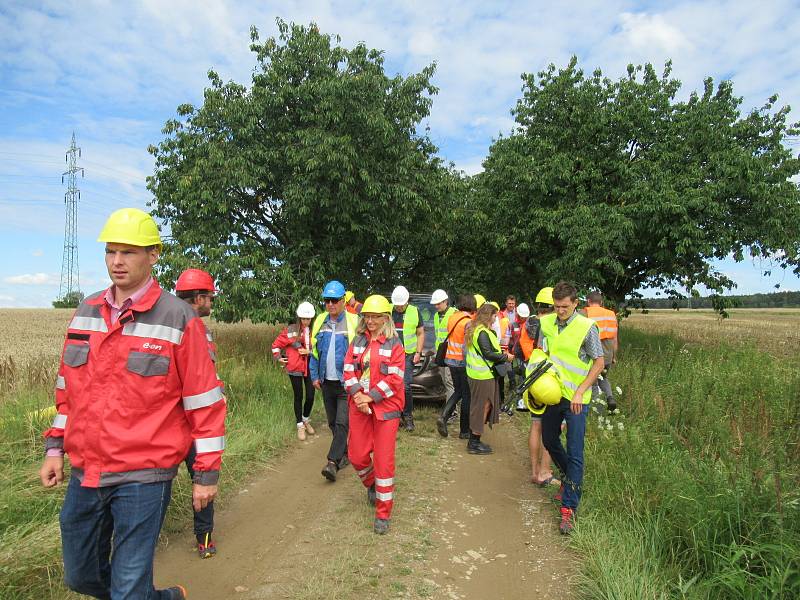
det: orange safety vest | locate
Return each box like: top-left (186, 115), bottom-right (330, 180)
top-left (584, 306), bottom-right (618, 340)
top-left (445, 311), bottom-right (471, 362)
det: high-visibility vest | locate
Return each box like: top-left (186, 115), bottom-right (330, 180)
top-left (396, 304), bottom-right (421, 354)
top-left (498, 316), bottom-right (511, 349)
top-left (466, 324), bottom-right (500, 381)
top-left (434, 306), bottom-right (457, 346)
top-left (518, 321), bottom-right (535, 360)
top-left (583, 306), bottom-right (618, 340)
top-left (539, 312), bottom-right (594, 403)
top-left (310, 311), bottom-right (358, 359)
top-left (445, 311), bottom-right (471, 362)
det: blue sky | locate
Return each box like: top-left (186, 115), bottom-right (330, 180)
top-left (1, 0), bottom-right (799, 307)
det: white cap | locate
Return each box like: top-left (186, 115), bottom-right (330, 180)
top-left (517, 303), bottom-right (530, 318)
top-left (430, 289), bottom-right (448, 304)
top-left (391, 285), bottom-right (410, 306)
top-left (296, 301), bottom-right (315, 319)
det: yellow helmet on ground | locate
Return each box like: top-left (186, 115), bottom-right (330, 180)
top-left (361, 294), bottom-right (392, 314)
top-left (535, 287), bottom-right (554, 305)
top-left (474, 294), bottom-right (486, 308)
top-left (98, 208), bottom-right (162, 248)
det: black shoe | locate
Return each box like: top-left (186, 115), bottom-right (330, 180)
top-left (404, 415), bottom-right (415, 432)
top-left (435, 416), bottom-right (448, 438)
top-left (321, 461), bottom-right (337, 482)
top-left (374, 518), bottom-right (390, 535)
top-left (467, 440), bottom-right (493, 455)
top-left (458, 432), bottom-right (470, 440)
top-left (367, 484), bottom-right (376, 506)
top-left (607, 399), bottom-right (617, 413)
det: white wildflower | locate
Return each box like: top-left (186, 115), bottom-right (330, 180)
top-left (615, 386), bottom-right (622, 395)
top-left (617, 422), bottom-right (624, 430)
top-left (606, 423), bottom-right (614, 431)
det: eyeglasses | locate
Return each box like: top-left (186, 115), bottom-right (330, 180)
top-left (199, 293), bottom-right (216, 302)
top-left (363, 314), bottom-right (385, 321)
top-left (323, 298), bottom-right (343, 304)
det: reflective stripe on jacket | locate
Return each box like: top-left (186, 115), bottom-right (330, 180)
top-left (271, 324), bottom-right (311, 376)
top-left (43, 280), bottom-right (226, 488)
top-left (539, 312), bottom-right (594, 403)
top-left (583, 306), bottom-right (618, 340)
top-left (342, 332), bottom-right (405, 419)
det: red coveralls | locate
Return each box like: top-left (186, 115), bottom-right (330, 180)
top-left (343, 332), bottom-right (405, 520)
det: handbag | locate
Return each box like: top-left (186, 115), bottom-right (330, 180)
top-left (434, 315), bottom-right (470, 367)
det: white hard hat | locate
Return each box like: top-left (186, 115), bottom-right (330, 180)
top-left (517, 303), bottom-right (530, 318)
top-left (430, 289), bottom-right (448, 304)
top-left (296, 301), bottom-right (315, 319)
top-left (391, 285), bottom-right (410, 306)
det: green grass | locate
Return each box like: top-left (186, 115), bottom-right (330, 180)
top-left (0, 322), bottom-right (310, 599)
top-left (572, 328), bottom-right (800, 600)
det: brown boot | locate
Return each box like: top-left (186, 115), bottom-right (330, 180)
top-left (303, 420), bottom-right (315, 435)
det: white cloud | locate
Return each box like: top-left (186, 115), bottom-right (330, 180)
top-left (4, 272), bottom-right (59, 285)
top-left (32, 249), bottom-right (44, 256)
top-left (618, 12), bottom-right (693, 55)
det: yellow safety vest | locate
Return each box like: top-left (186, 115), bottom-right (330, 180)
top-left (466, 324), bottom-right (500, 381)
top-left (539, 312), bottom-right (594, 403)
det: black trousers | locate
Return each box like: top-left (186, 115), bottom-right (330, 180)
top-left (321, 380), bottom-right (349, 465)
top-left (289, 374), bottom-right (315, 423)
top-left (440, 366), bottom-right (471, 435)
top-left (185, 446), bottom-right (214, 538)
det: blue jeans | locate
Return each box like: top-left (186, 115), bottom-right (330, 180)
top-left (60, 476), bottom-right (178, 599)
top-left (541, 400), bottom-right (589, 511)
top-left (402, 353), bottom-right (414, 417)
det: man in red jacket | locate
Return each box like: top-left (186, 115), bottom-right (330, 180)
top-left (39, 208), bottom-right (226, 600)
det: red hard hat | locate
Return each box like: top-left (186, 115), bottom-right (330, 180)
top-left (175, 268), bottom-right (216, 292)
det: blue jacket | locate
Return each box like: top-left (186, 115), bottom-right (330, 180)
top-left (309, 312), bottom-right (353, 383)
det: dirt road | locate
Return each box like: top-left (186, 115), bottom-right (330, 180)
top-left (154, 412), bottom-right (573, 599)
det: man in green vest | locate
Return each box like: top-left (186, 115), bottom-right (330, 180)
top-left (391, 285), bottom-right (425, 432)
top-left (538, 281), bottom-right (605, 535)
top-left (430, 289), bottom-right (456, 403)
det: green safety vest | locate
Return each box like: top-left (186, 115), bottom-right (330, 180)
top-left (539, 312), bottom-right (594, 403)
top-left (466, 324), bottom-right (500, 381)
top-left (433, 306), bottom-right (457, 346)
top-left (398, 304), bottom-right (421, 354)
top-left (310, 311), bottom-right (359, 359)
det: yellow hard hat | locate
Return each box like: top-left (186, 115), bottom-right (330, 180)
top-left (98, 208), bottom-right (162, 248)
top-left (361, 294), bottom-right (392, 314)
top-left (535, 287), bottom-right (554, 305)
top-left (344, 290), bottom-right (354, 303)
top-left (525, 350), bottom-right (562, 411)
top-left (474, 294), bottom-right (486, 308)
top-left (488, 301), bottom-right (500, 310)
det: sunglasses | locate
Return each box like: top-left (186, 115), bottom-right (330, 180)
top-left (323, 298), bottom-right (343, 304)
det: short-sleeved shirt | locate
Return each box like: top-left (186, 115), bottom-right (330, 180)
top-left (537, 311), bottom-right (603, 363)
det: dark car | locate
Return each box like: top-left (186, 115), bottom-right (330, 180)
top-left (407, 293), bottom-right (447, 402)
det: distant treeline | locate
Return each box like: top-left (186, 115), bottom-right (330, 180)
top-left (638, 290), bottom-right (800, 309)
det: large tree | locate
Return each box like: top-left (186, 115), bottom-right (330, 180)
top-left (148, 20), bottom-right (459, 322)
top-left (480, 58), bottom-right (800, 304)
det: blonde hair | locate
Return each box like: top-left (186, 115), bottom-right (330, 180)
top-left (356, 313), bottom-right (398, 339)
top-left (465, 303), bottom-right (497, 347)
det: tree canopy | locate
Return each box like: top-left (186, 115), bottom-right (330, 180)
top-left (148, 20), bottom-right (460, 322)
top-left (479, 58), bottom-right (800, 304)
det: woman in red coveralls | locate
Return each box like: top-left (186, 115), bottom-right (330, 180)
top-left (343, 294), bottom-right (406, 535)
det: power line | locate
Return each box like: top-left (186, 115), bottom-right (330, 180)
top-left (58, 133), bottom-right (83, 302)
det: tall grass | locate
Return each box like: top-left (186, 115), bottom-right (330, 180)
top-left (574, 328), bottom-right (800, 600)
top-left (0, 320), bottom-right (304, 599)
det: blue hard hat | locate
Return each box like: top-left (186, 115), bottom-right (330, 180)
top-left (321, 280), bottom-right (346, 299)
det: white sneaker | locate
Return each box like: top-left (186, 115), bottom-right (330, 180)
top-left (297, 424), bottom-right (307, 441)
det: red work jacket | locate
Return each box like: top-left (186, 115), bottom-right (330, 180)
top-left (43, 280), bottom-right (226, 487)
top-left (271, 324), bottom-right (311, 377)
top-left (342, 332), bottom-right (405, 420)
